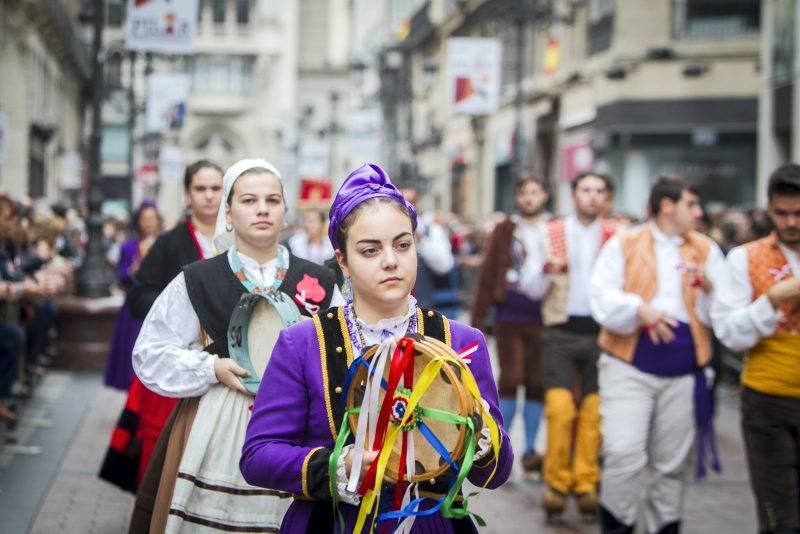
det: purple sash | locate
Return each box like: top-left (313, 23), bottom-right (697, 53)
top-left (631, 322), bottom-right (721, 478)
top-left (495, 288), bottom-right (542, 324)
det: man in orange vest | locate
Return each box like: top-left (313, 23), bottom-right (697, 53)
top-left (520, 172), bottom-right (616, 521)
top-left (712, 165), bottom-right (800, 534)
top-left (589, 176), bottom-right (724, 534)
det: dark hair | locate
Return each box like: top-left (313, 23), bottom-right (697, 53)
top-left (515, 173), bottom-right (547, 194)
top-left (648, 175), bottom-right (699, 216)
top-left (571, 172), bottom-right (615, 195)
top-left (767, 164), bottom-right (800, 199)
top-left (0, 194), bottom-right (17, 216)
top-left (335, 197), bottom-right (413, 259)
top-left (132, 200), bottom-right (161, 235)
top-left (183, 159), bottom-right (223, 191)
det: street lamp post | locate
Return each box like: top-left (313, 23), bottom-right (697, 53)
top-left (327, 90), bottom-right (341, 181)
top-left (76, 0), bottom-right (112, 297)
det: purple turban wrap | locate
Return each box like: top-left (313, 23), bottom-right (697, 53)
top-left (328, 163), bottom-right (417, 250)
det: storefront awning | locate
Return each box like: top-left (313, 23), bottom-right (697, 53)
top-left (594, 98), bottom-right (757, 134)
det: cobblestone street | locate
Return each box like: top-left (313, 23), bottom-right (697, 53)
top-left (0, 361), bottom-right (756, 533)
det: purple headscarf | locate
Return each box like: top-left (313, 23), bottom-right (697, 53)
top-left (328, 163), bottom-right (417, 250)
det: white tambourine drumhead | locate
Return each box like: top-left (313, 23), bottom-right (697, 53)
top-left (247, 299), bottom-right (284, 378)
top-left (228, 292), bottom-right (302, 393)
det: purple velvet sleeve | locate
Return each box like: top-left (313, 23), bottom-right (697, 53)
top-left (240, 328), bottom-right (323, 495)
top-left (458, 326), bottom-right (514, 489)
top-left (117, 238), bottom-right (140, 286)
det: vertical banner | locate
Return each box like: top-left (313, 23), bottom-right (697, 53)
top-left (561, 139), bottom-right (595, 183)
top-left (446, 37), bottom-right (502, 115)
top-left (159, 146), bottom-right (186, 182)
top-left (125, 0), bottom-right (199, 54)
top-left (346, 107), bottom-right (383, 169)
top-left (146, 73), bottom-right (190, 133)
top-left (544, 37), bottom-right (561, 76)
top-left (298, 139), bottom-right (329, 180)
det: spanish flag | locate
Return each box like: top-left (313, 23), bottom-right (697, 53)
top-left (395, 18), bottom-right (411, 41)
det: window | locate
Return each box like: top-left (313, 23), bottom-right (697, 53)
top-left (212, 0), bottom-right (226, 24)
top-left (197, 0), bottom-right (205, 22)
top-left (107, 0), bottom-right (125, 27)
top-left (236, 0), bottom-right (251, 24)
top-left (587, 0), bottom-right (614, 55)
top-left (101, 125), bottom-right (130, 163)
top-left (675, 0), bottom-right (760, 38)
top-left (190, 55), bottom-right (255, 95)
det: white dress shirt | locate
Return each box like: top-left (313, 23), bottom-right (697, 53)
top-left (194, 230), bottom-right (215, 259)
top-left (506, 214), bottom-right (546, 286)
top-left (711, 242), bottom-right (798, 352)
top-left (589, 223), bottom-right (724, 335)
top-left (416, 215), bottom-right (455, 276)
top-left (133, 248), bottom-right (345, 397)
top-left (519, 216), bottom-right (602, 316)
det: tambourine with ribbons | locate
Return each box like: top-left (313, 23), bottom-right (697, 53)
top-left (227, 291), bottom-right (302, 393)
top-left (329, 334), bottom-right (501, 533)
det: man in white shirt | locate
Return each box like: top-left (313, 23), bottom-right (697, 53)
top-left (589, 176), bottom-right (724, 534)
top-left (711, 164), bottom-right (800, 534)
top-left (471, 176), bottom-right (550, 477)
top-left (520, 172), bottom-right (616, 521)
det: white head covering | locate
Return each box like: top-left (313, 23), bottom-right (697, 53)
top-left (214, 158), bottom-right (282, 252)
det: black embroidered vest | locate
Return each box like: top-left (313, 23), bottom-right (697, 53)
top-left (183, 252), bottom-right (337, 357)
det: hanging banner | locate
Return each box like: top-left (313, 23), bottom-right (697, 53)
top-left (346, 107), bottom-right (383, 168)
top-left (561, 139), bottom-right (595, 183)
top-left (159, 146), bottom-right (185, 182)
top-left (125, 0), bottom-right (199, 54)
top-left (146, 73), bottom-right (190, 133)
top-left (298, 138), bottom-right (329, 180)
top-left (298, 179), bottom-right (332, 207)
top-left (446, 37), bottom-right (502, 115)
top-left (544, 37), bottom-right (560, 76)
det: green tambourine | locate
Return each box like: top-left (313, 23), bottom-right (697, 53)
top-left (227, 291), bottom-right (302, 393)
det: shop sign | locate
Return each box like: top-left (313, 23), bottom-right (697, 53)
top-left (446, 37), bottom-right (502, 115)
top-left (126, 0), bottom-right (198, 54)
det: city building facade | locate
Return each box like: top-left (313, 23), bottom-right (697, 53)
top-left (0, 0), bottom-right (89, 203)
top-left (370, 0), bottom-right (761, 219)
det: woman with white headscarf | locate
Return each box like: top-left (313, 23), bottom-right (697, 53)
top-left (132, 159), bottom-right (344, 533)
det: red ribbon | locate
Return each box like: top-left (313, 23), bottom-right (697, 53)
top-left (359, 338), bottom-right (416, 496)
top-left (185, 218), bottom-right (206, 260)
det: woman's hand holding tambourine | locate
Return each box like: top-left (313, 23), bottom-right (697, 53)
top-left (214, 358), bottom-right (253, 396)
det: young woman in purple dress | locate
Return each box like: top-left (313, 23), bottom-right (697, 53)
top-left (241, 163), bottom-right (514, 533)
top-left (103, 200), bottom-right (161, 390)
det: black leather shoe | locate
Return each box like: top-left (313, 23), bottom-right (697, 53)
top-left (600, 506), bottom-right (634, 534)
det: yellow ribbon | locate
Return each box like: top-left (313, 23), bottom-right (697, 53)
top-left (352, 351), bottom-right (501, 532)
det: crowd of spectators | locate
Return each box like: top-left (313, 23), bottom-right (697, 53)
top-left (0, 194), bottom-right (149, 434)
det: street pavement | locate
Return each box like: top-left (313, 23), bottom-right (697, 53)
top-left (0, 365), bottom-right (756, 533)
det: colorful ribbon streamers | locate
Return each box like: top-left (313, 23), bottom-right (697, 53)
top-left (329, 336), bottom-right (501, 533)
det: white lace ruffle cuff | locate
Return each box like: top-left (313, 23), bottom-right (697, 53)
top-left (336, 444), bottom-right (362, 505)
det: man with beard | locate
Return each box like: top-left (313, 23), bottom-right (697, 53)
top-left (520, 173), bottom-right (616, 521)
top-left (590, 176), bottom-right (724, 533)
top-left (712, 164), bottom-right (800, 534)
top-left (471, 176), bottom-right (549, 477)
